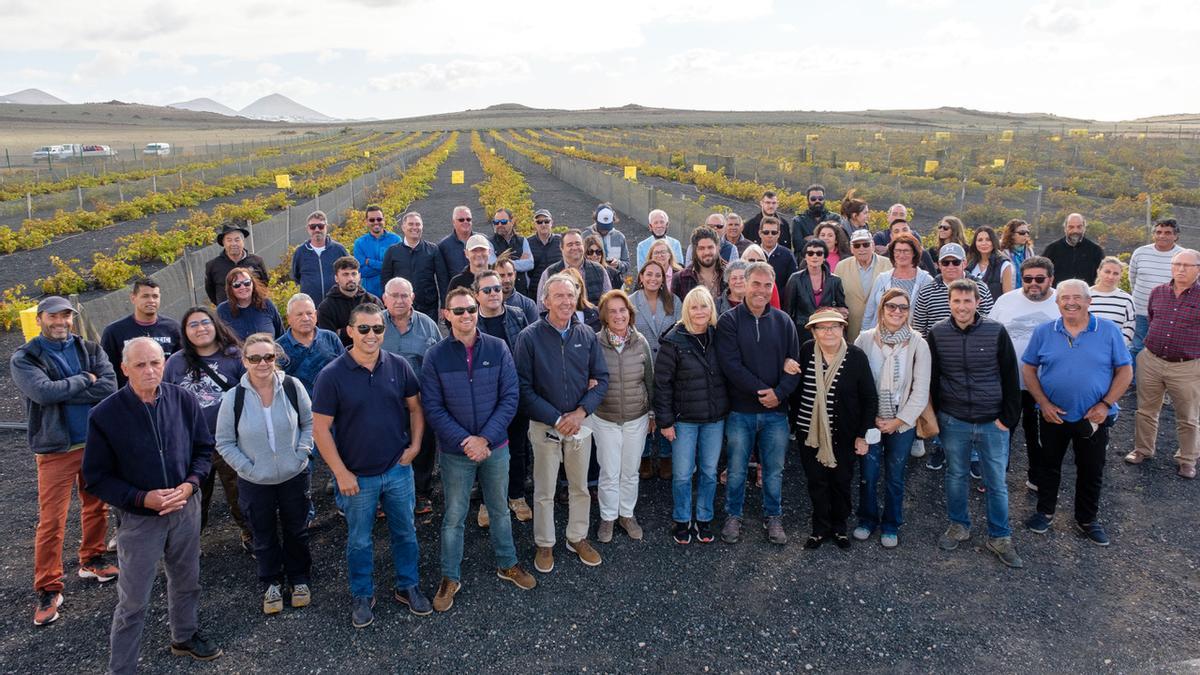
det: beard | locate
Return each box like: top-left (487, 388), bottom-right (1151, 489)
top-left (1066, 233), bottom-right (1084, 246)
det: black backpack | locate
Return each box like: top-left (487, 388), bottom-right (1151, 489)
top-left (233, 376), bottom-right (300, 442)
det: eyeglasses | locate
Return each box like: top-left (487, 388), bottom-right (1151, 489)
top-left (231, 279), bottom-right (254, 289)
top-left (492, 219), bottom-right (510, 226)
top-left (884, 302), bottom-right (910, 312)
top-left (1022, 275), bottom-right (1048, 284)
top-left (307, 222), bottom-right (326, 230)
top-left (366, 217), bottom-right (384, 223)
top-left (535, 219), bottom-right (551, 225)
top-left (940, 259), bottom-right (962, 266)
top-left (812, 324), bottom-right (842, 333)
top-left (1171, 262), bottom-right (1200, 268)
top-left (1015, 230), bottom-right (1030, 236)
top-left (479, 285), bottom-right (502, 295)
top-left (587, 248), bottom-right (603, 255)
top-left (805, 250), bottom-right (825, 257)
top-left (455, 217), bottom-right (472, 223)
top-left (186, 318), bottom-right (213, 329)
top-left (760, 230), bottom-right (779, 236)
top-left (852, 242), bottom-right (872, 249)
top-left (450, 306), bottom-right (479, 315)
top-left (354, 324), bottom-right (386, 335)
top-left (245, 353), bottom-right (277, 364)
top-left (937, 225), bottom-right (951, 231)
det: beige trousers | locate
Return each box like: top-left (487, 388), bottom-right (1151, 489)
top-left (529, 420), bottom-right (593, 547)
top-left (1135, 350), bottom-right (1200, 466)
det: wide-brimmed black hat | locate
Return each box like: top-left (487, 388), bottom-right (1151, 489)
top-left (217, 223), bottom-right (250, 245)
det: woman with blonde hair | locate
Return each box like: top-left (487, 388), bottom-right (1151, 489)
top-left (647, 238), bottom-right (683, 292)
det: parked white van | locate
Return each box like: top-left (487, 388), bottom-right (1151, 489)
top-left (143, 142), bottom-right (171, 156)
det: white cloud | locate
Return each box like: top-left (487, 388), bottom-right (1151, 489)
top-left (71, 49), bottom-right (138, 82)
top-left (884, 0), bottom-right (953, 9)
top-left (368, 58), bottom-right (531, 92)
top-left (257, 62), bottom-right (283, 77)
top-left (1024, 1), bottom-right (1088, 32)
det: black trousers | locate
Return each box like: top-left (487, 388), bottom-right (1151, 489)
top-left (1020, 391), bottom-right (1043, 480)
top-left (237, 472), bottom-right (312, 587)
top-left (413, 416), bottom-right (438, 498)
top-left (799, 442), bottom-right (856, 537)
top-left (508, 414), bottom-right (530, 500)
top-left (1035, 419), bottom-right (1108, 524)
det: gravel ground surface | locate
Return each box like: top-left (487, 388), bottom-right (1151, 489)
top-left (0, 397), bottom-right (1198, 673)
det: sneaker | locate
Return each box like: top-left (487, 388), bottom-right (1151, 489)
top-left (566, 538), bottom-right (602, 567)
top-left (1025, 512), bottom-right (1054, 534)
top-left (694, 520), bottom-right (715, 544)
top-left (986, 536), bottom-right (1025, 568)
top-left (1025, 480), bottom-right (1039, 492)
top-left (534, 546), bottom-right (554, 573)
top-left (721, 516), bottom-right (743, 544)
top-left (508, 498), bottom-right (532, 522)
top-left (414, 496), bottom-right (433, 516)
top-left (477, 504), bottom-right (490, 529)
top-left (926, 446), bottom-right (946, 471)
top-left (350, 596), bottom-right (375, 628)
top-left (938, 523), bottom-right (971, 551)
top-left (394, 585), bottom-right (432, 616)
top-left (970, 461), bottom-right (982, 480)
top-left (33, 590), bottom-right (62, 626)
top-left (617, 515), bottom-right (643, 541)
top-left (497, 564), bottom-right (537, 590)
top-left (263, 583), bottom-right (283, 615)
top-left (1077, 521), bottom-right (1110, 546)
top-left (432, 577), bottom-right (460, 612)
top-left (597, 519), bottom-right (615, 543)
top-left (290, 584), bottom-right (311, 608)
top-left (910, 439), bottom-right (926, 458)
top-left (880, 533), bottom-right (899, 549)
top-left (764, 516), bottom-right (787, 545)
top-left (803, 535), bottom-right (826, 550)
top-left (170, 632), bottom-right (223, 661)
top-left (78, 555), bottom-right (119, 582)
top-left (852, 525), bottom-right (872, 541)
top-left (672, 520), bottom-right (693, 545)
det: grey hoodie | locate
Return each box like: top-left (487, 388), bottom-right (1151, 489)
top-left (215, 372), bottom-right (313, 485)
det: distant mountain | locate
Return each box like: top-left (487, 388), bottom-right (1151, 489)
top-left (239, 94), bottom-right (334, 123)
top-left (0, 88), bottom-right (69, 105)
top-left (168, 97), bottom-right (242, 117)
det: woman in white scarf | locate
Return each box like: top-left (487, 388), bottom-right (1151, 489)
top-left (852, 288), bottom-right (931, 549)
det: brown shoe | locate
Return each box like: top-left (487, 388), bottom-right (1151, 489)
top-left (639, 458), bottom-right (653, 480)
top-left (534, 546), bottom-right (554, 573)
top-left (508, 498), bottom-right (532, 522)
top-left (566, 538), bottom-right (602, 567)
top-left (597, 519), bottom-right (615, 543)
top-left (1124, 450), bottom-right (1150, 465)
top-left (497, 564), bottom-right (537, 590)
top-left (657, 456), bottom-right (672, 481)
top-left (477, 504), bottom-right (490, 529)
top-left (618, 515), bottom-right (644, 540)
top-left (432, 577), bottom-right (460, 612)
top-left (1179, 464), bottom-right (1197, 479)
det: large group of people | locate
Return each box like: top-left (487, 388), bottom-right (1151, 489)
top-left (11, 193), bottom-right (1199, 673)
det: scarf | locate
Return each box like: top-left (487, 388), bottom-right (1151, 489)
top-left (805, 339), bottom-right (848, 468)
top-left (874, 327), bottom-right (911, 419)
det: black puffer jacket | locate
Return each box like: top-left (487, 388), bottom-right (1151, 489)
top-left (653, 324), bottom-right (729, 426)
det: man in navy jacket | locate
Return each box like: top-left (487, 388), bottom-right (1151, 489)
top-left (291, 210), bottom-right (349, 302)
top-left (515, 273), bottom-right (609, 574)
top-left (420, 288), bottom-right (534, 612)
top-left (83, 337), bottom-right (222, 672)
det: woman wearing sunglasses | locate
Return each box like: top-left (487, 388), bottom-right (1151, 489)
top-left (999, 219), bottom-right (1036, 289)
top-left (586, 233), bottom-right (624, 292)
top-left (217, 267), bottom-right (284, 340)
top-left (216, 333), bottom-right (314, 615)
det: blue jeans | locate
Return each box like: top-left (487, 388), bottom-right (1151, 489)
top-left (339, 462), bottom-right (419, 598)
top-left (939, 413), bottom-right (1012, 538)
top-left (643, 427), bottom-right (672, 459)
top-left (670, 420), bottom-right (725, 523)
top-left (723, 411), bottom-right (788, 518)
top-left (440, 446), bottom-right (517, 581)
top-left (857, 428), bottom-right (916, 535)
top-left (1131, 315), bottom-right (1149, 379)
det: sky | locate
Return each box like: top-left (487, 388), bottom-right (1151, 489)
top-left (2, 0), bottom-right (1197, 121)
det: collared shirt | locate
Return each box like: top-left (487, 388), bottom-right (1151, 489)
top-left (380, 310), bottom-right (441, 372)
top-left (311, 351), bottom-right (420, 477)
top-left (1144, 281), bottom-right (1200, 361)
top-left (1022, 315), bottom-right (1131, 422)
top-left (277, 327), bottom-right (345, 394)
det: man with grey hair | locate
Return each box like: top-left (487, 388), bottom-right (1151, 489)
top-left (1022, 278), bottom-right (1131, 545)
top-left (515, 273), bottom-right (609, 573)
top-left (382, 211), bottom-right (447, 319)
top-left (437, 205), bottom-right (476, 286)
top-left (291, 210), bottom-right (349, 301)
top-left (724, 212), bottom-right (752, 257)
top-left (83, 337), bottom-right (222, 669)
top-left (1042, 213), bottom-right (1105, 286)
top-left (635, 208), bottom-right (683, 271)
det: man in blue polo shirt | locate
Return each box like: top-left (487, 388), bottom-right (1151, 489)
top-left (311, 302), bottom-right (430, 628)
top-left (1021, 279), bottom-right (1132, 546)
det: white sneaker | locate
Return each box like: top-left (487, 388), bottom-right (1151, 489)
top-left (852, 526), bottom-right (872, 541)
top-left (910, 440), bottom-right (926, 458)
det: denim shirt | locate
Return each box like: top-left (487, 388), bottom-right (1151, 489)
top-left (381, 310), bottom-right (442, 372)
top-left (278, 328), bottom-right (345, 395)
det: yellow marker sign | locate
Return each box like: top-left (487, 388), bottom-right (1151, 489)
top-left (805, 134), bottom-right (820, 142)
top-left (489, 147), bottom-right (496, 155)
top-left (563, 145), bottom-right (576, 151)
top-left (451, 170), bottom-right (464, 184)
top-left (1092, 133), bottom-right (1105, 140)
top-left (993, 159), bottom-right (1006, 168)
top-left (924, 160), bottom-right (940, 174)
top-left (935, 132), bottom-right (951, 141)
top-left (623, 166), bottom-right (637, 180)
top-left (1068, 128), bottom-right (1089, 138)
top-left (692, 164), bottom-right (707, 174)
top-left (1050, 135), bottom-right (1061, 142)
top-left (19, 305), bottom-right (39, 342)
top-left (274, 174), bottom-right (292, 189)
top-left (363, 151), bottom-right (370, 158)
top-left (1001, 130), bottom-right (1014, 141)
top-left (844, 161), bottom-right (861, 171)
top-left (874, 132), bottom-right (885, 141)
top-left (1138, 133), bottom-right (1147, 140)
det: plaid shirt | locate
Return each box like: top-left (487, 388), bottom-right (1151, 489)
top-left (1144, 281), bottom-right (1200, 361)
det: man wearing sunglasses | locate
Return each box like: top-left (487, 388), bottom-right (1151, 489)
top-left (311, 303), bottom-right (430, 628)
top-left (438, 206), bottom-right (478, 283)
top-left (489, 208), bottom-right (534, 297)
top-left (353, 205), bottom-right (401, 298)
top-left (291, 210), bottom-right (349, 302)
top-left (527, 209), bottom-right (563, 296)
top-left (834, 229), bottom-right (893, 341)
top-left (792, 184), bottom-right (836, 243)
top-left (317, 257), bottom-right (383, 348)
top-left (448, 235), bottom-right (495, 293)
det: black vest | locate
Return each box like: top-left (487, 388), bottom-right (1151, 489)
top-left (546, 260), bottom-right (607, 306)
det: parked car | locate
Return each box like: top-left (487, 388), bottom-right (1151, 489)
top-left (143, 142), bottom-right (171, 156)
top-left (81, 144), bottom-right (117, 158)
top-left (31, 144), bottom-right (80, 160)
